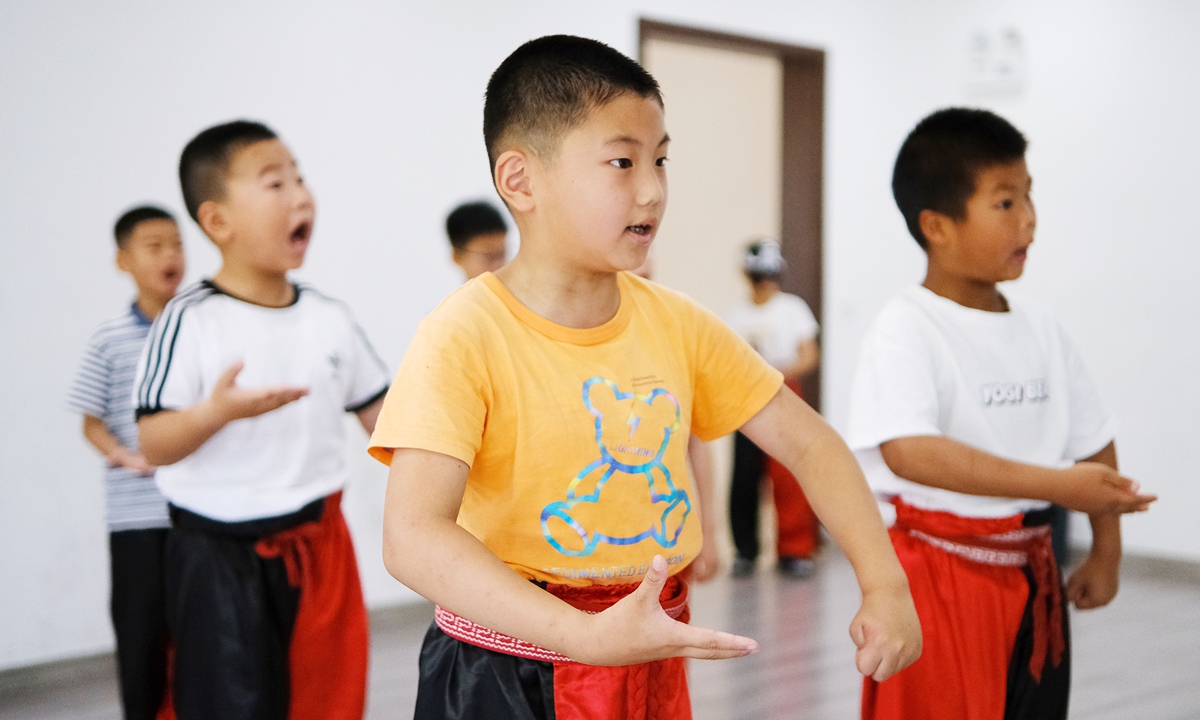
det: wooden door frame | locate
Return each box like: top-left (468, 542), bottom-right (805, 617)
top-left (639, 20), bottom-right (826, 411)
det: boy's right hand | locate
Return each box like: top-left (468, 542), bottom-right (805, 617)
top-left (208, 360), bottom-right (309, 422)
top-left (569, 555), bottom-right (758, 666)
top-left (850, 582), bottom-right (922, 681)
top-left (107, 446), bottom-right (155, 476)
top-left (1053, 462), bottom-right (1157, 515)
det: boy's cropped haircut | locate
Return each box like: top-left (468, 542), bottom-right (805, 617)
top-left (483, 35), bottom-right (662, 170)
top-left (114, 205), bottom-right (176, 249)
top-left (446, 201), bottom-right (508, 250)
top-left (179, 120), bottom-right (278, 222)
top-left (892, 108), bottom-right (1027, 248)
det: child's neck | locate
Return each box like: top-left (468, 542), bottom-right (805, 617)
top-left (211, 263), bottom-right (295, 308)
top-left (134, 291), bottom-right (172, 321)
top-left (922, 264), bottom-right (1008, 313)
top-left (493, 253), bottom-right (621, 330)
top-left (751, 282), bottom-right (779, 306)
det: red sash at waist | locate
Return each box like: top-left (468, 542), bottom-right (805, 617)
top-left (435, 574), bottom-right (690, 664)
top-left (254, 491), bottom-right (369, 720)
top-left (892, 499), bottom-right (1065, 682)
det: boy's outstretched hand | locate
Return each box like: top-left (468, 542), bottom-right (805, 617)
top-left (139, 360), bottom-right (310, 466)
top-left (849, 583), bottom-right (923, 681)
top-left (1053, 462), bottom-right (1156, 515)
top-left (209, 360), bottom-right (309, 422)
top-left (571, 555), bottom-right (758, 666)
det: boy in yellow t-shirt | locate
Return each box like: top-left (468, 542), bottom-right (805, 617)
top-left (369, 35), bottom-right (921, 719)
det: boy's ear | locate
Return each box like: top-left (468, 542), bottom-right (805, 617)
top-left (115, 248), bottom-right (130, 273)
top-left (196, 200), bottom-right (232, 247)
top-left (493, 150), bottom-right (535, 214)
top-left (918, 208), bottom-right (956, 251)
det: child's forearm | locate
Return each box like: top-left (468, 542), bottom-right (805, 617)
top-left (879, 436), bottom-right (1153, 516)
top-left (383, 447), bottom-right (758, 666)
top-left (1081, 442), bottom-right (1123, 562)
top-left (82, 415), bottom-right (123, 458)
top-left (880, 435), bottom-right (1058, 500)
top-left (138, 401), bottom-right (228, 466)
top-left (739, 388), bottom-right (922, 679)
top-left (383, 448), bottom-right (594, 657)
top-left (742, 390), bottom-right (907, 593)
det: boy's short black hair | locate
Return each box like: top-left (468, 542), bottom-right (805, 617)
top-left (445, 201), bottom-right (508, 250)
top-left (483, 35), bottom-right (662, 171)
top-left (114, 205), bottom-right (176, 249)
top-left (892, 108), bottom-right (1028, 248)
top-left (179, 120), bottom-right (278, 222)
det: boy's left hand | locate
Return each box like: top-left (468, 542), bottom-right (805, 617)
top-left (849, 583), bottom-right (922, 681)
top-left (1066, 553), bottom-right (1120, 609)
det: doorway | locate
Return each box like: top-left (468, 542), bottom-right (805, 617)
top-left (639, 20), bottom-right (826, 564)
top-left (639, 20), bottom-right (825, 410)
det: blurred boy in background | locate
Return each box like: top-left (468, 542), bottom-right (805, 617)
top-left (724, 238), bottom-right (822, 579)
top-left (446, 200), bottom-right (509, 280)
top-left (69, 204), bottom-right (185, 720)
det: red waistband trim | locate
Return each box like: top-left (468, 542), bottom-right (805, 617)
top-left (892, 499), bottom-right (1064, 682)
top-left (435, 575), bottom-right (689, 665)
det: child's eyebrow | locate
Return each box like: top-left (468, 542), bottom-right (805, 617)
top-left (257, 160), bottom-right (294, 177)
top-left (604, 133), bottom-right (672, 148)
top-left (994, 177), bottom-right (1032, 192)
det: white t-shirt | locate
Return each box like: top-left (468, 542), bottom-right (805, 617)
top-left (724, 292), bottom-right (819, 370)
top-left (847, 285), bottom-right (1117, 518)
top-left (134, 281), bottom-right (390, 522)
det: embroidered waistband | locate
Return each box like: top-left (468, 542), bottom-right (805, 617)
top-left (906, 525), bottom-right (1050, 567)
top-left (435, 577), bottom-right (689, 665)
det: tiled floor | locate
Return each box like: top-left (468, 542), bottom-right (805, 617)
top-left (3, 549), bottom-right (1198, 719)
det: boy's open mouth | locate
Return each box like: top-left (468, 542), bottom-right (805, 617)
top-left (626, 223), bottom-right (653, 237)
top-left (290, 221), bottom-right (313, 245)
top-left (162, 267), bottom-right (181, 283)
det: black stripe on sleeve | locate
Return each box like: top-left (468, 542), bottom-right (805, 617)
top-left (345, 385), bottom-right (389, 413)
top-left (137, 284), bottom-right (213, 411)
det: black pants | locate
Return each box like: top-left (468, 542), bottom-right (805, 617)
top-left (729, 431), bottom-right (766, 560)
top-left (166, 502), bottom-right (320, 720)
top-left (415, 624), bottom-right (556, 720)
top-left (110, 529), bottom-right (171, 720)
top-left (1048, 504), bottom-right (1070, 567)
top-left (1005, 508), bottom-right (1072, 719)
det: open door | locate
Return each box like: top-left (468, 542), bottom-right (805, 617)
top-left (639, 20), bottom-right (826, 411)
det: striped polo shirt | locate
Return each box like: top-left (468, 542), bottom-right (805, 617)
top-left (69, 301), bottom-right (170, 531)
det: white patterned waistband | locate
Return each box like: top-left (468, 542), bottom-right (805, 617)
top-left (906, 525), bottom-right (1050, 567)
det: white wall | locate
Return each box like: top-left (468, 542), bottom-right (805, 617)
top-left (2, 0), bottom-right (1197, 670)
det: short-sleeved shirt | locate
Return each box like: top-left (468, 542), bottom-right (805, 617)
top-left (369, 271), bottom-right (783, 586)
top-left (134, 280), bottom-right (390, 522)
top-left (68, 302), bottom-right (170, 531)
top-left (847, 285), bottom-right (1117, 518)
top-left (724, 292), bottom-right (819, 370)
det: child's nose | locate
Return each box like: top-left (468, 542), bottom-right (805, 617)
top-left (295, 184), bottom-right (315, 209)
top-left (637, 167), bottom-right (666, 206)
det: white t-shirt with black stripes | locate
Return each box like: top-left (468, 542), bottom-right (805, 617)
top-left (847, 285), bottom-right (1117, 519)
top-left (69, 302), bottom-right (170, 531)
top-left (134, 280), bottom-right (390, 522)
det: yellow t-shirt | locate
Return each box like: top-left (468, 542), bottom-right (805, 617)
top-left (369, 272), bottom-right (782, 586)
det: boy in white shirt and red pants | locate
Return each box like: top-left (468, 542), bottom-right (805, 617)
top-left (724, 239), bottom-right (822, 578)
top-left (849, 108), bottom-right (1156, 720)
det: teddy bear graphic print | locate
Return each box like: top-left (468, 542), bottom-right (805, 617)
top-left (540, 377), bottom-right (692, 557)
